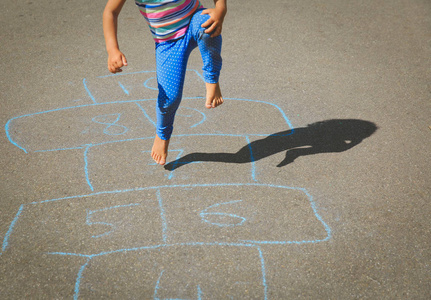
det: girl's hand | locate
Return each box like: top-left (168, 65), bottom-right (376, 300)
top-left (107, 49), bottom-right (128, 73)
top-left (201, 4), bottom-right (227, 38)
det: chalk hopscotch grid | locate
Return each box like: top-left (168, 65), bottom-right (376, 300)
top-left (2, 69), bottom-right (328, 300)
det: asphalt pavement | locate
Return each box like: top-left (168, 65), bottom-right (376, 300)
top-left (1, 0), bottom-right (430, 299)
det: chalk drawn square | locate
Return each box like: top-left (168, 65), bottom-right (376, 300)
top-left (159, 185), bottom-right (329, 245)
top-left (84, 70), bottom-right (205, 103)
top-left (9, 191), bottom-right (163, 255)
top-left (79, 245), bottom-right (266, 299)
top-left (86, 139), bottom-right (172, 190)
top-left (7, 102), bottom-right (156, 153)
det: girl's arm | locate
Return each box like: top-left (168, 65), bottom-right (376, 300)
top-left (201, 0), bottom-right (227, 37)
top-left (103, 0), bottom-right (128, 73)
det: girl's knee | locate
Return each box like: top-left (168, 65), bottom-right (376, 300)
top-left (158, 84), bottom-right (183, 107)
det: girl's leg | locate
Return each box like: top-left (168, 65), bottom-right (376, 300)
top-left (190, 11), bottom-right (223, 108)
top-left (153, 38), bottom-right (190, 165)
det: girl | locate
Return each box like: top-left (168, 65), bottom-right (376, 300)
top-left (103, 0), bottom-right (227, 165)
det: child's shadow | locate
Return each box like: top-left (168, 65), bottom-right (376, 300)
top-left (165, 119), bottom-right (377, 170)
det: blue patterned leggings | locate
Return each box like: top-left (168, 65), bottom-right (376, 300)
top-left (155, 9), bottom-right (222, 140)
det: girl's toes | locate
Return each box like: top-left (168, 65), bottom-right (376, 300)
top-left (205, 98), bottom-right (213, 108)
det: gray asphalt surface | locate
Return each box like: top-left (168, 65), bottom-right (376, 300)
top-left (1, 0), bottom-right (430, 299)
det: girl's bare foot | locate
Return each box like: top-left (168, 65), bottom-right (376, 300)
top-left (151, 134), bottom-right (170, 165)
top-left (205, 82), bottom-right (224, 108)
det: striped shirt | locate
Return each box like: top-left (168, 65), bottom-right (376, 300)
top-left (135, 0), bottom-right (202, 43)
